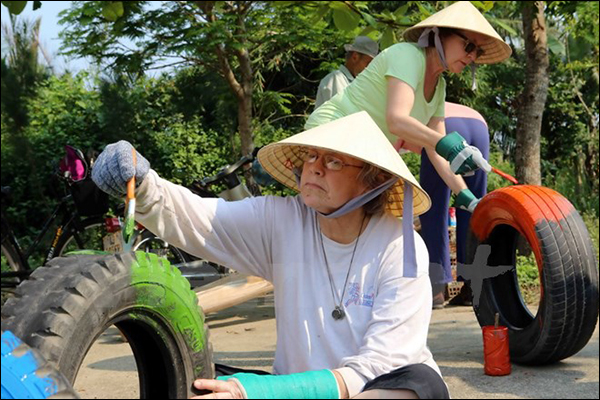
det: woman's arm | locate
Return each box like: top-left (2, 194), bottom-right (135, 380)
top-left (386, 77), bottom-right (444, 149)
top-left (134, 170), bottom-right (275, 280)
top-left (425, 117), bottom-right (468, 195)
top-left (386, 77), bottom-right (489, 178)
top-left (386, 77), bottom-right (467, 194)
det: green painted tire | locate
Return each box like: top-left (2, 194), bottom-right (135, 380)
top-left (1, 252), bottom-right (213, 398)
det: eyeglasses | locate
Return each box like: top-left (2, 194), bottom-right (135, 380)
top-left (300, 149), bottom-right (363, 172)
top-left (454, 31), bottom-right (485, 59)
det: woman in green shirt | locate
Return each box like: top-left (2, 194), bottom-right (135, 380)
top-left (306, 1), bottom-right (511, 215)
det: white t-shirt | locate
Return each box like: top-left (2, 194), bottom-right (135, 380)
top-left (315, 65), bottom-right (354, 109)
top-left (136, 170), bottom-right (442, 397)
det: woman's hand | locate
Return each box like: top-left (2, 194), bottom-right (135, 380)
top-left (435, 132), bottom-right (491, 175)
top-left (91, 140), bottom-right (151, 198)
top-left (190, 379), bottom-right (245, 399)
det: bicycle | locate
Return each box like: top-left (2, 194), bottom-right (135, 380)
top-left (1, 145), bottom-right (189, 302)
top-left (1, 146), bottom-right (112, 297)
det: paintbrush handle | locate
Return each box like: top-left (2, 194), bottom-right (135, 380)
top-left (127, 150), bottom-right (137, 201)
top-left (491, 167), bottom-right (519, 185)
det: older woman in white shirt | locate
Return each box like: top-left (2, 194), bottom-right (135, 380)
top-left (92, 112), bottom-right (448, 399)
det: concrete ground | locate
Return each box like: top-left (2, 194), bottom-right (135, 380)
top-left (74, 294), bottom-right (599, 399)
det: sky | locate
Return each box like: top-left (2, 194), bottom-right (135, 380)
top-left (2, 1), bottom-right (180, 77)
top-left (1, 1), bottom-right (91, 73)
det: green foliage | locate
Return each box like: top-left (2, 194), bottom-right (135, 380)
top-left (583, 212), bottom-right (600, 263)
top-left (1, 15), bottom-right (51, 130)
top-left (2, 1), bottom-right (27, 15)
top-left (0, 70), bottom-right (236, 257)
top-left (146, 117), bottom-right (231, 186)
top-left (516, 253), bottom-right (540, 306)
top-left (400, 152), bottom-right (422, 181)
top-left (487, 147), bottom-right (517, 193)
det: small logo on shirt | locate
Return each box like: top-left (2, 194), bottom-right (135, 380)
top-left (345, 283), bottom-right (374, 308)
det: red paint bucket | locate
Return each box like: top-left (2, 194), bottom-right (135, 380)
top-left (482, 318), bottom-right (511, 376)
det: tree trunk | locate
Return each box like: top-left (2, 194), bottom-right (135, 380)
top-left (515, 1), bottom-right (549, 186)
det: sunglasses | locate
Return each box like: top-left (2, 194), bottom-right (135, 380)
top-left (454, 31), bottom-right (485, 59)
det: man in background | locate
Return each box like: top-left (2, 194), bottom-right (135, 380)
top-left (314, 36), bottom-right (379, 109)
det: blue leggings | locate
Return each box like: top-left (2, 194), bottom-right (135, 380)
top-left (419, 118), bottom-right (489, 286)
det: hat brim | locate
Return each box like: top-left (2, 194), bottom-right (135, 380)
top-left (402, 1), bottom-right (512, 65)
top-left (258, 143), bottom-right (431, 218)
top-left (404, 26), bottom-right (511, 64)
top-left (344, 44), bottom-right (377, 59)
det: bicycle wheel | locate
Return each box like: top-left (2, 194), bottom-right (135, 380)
top-left (1, 238), bottom-right (26, 308)
top-left (134, 229), bottom-right (191, 266)
top-left (54, 216), bottom-right (107, 257)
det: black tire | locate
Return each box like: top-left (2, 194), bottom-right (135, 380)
top-left (1, 252), bottom-right (214, 398)
top-left (466, 185), bottom-right (599, 365)
top-left (1, 329), bottom-right (79, 399)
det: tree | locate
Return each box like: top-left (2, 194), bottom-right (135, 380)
top-left (514, 1), bottom-right (549, 185)
top-left (1, 14), bottom-right (51, 130)
top-left (59, 2), bottom-right (341, 154)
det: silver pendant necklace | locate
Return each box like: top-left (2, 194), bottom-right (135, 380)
top-left (318, 214), bottom-right (367, 321)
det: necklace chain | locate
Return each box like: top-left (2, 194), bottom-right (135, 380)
top-left (318, 213), bottom-right (367, 321)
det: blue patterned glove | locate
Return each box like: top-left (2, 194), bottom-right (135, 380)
top-left (91, 140), bottom-right (150, 198)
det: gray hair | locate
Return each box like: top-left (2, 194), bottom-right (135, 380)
top-left (357, 164), bottom-right (395, 216)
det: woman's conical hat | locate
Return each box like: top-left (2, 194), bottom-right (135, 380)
top-left (258, 112), bottom-right (432, 218)
top-left (403, 1), bottom-right (512, 64)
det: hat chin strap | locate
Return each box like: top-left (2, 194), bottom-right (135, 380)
top-left (417, 27), bottom-right (449, 70)
top-left (294, 167), bottom-right (418, 277)
top-left (293, 168), bottom-right (398, 219)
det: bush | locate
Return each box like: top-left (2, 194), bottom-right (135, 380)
top-left (516, 253), bottom-right (541, 306)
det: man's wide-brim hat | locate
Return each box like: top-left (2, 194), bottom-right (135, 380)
top-left (257, 112), bottom-right (431, 218)
top-left (403, 1), bottom-right (512, 65)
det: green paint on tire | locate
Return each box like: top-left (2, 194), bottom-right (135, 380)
top-left (131, 251), bottom-right (206, 353)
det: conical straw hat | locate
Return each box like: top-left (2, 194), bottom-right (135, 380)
top-left (403, 1), bottom-right (511, 64)
top-left (257, 111), bottom-right (431, 218)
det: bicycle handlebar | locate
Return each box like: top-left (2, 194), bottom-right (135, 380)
top-left (196, 149), bottom-right (260, 189)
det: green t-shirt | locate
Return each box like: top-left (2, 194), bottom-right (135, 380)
top-left (306, 43), bottom-right (446, 146)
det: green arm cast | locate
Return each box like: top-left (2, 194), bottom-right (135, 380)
top-left (216, 369), bottom-right (340, 399)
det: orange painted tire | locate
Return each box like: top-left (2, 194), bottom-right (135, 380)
top-left (466, 185), bottom-right (599, 365)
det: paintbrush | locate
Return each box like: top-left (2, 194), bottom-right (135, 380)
top-left (122, 148), bottom-right (137, 252)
